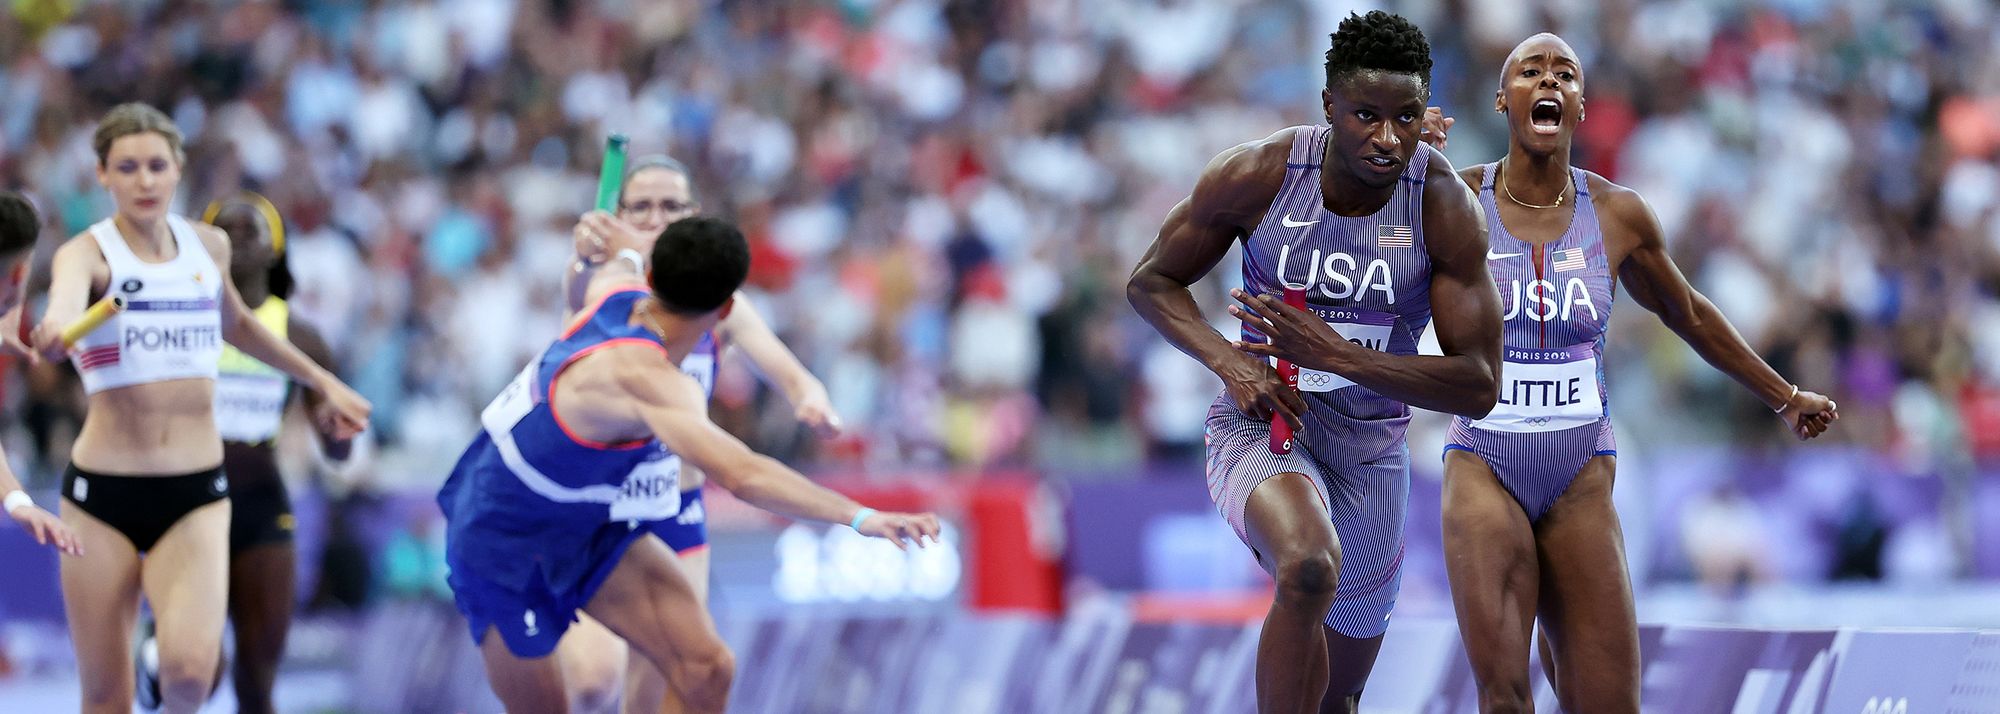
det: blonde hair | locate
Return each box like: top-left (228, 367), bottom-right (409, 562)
top-left (92, 102), bottom-right (186, 167)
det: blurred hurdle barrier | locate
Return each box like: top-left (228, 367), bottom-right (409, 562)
top-left (313, 598), bottom-right (1999, 713)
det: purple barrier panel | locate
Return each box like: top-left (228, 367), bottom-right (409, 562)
top-left (1641, 625), bottom-right (1838, 713)
top-left (1402, 467), bottom-right (1450, 615)
top-left (1195, 625), bottom-right (1259, 714)
top-left (724, 612), bottom-right (947, 713)
top-left (289, 479), bottom-right (329, 604)
top-left (1023, 599), bottom-right (1137, 714)
top-left (1363, 617), bottom-right (1585, 713)
top-left (371, 607), bottom-right (2000, 713)
top-left (834, 615), bottom-right (939, 712)
top-left (0, 522), bottom-right (64, 624)
top-left (1943, 633), bottom-right (2000, 713)
top-left (1818, 630), bottom-right (1987, 714)
top-left (1066, 480), bottom-right (1219, 591)
top-left (1639, 446), bottom-right (1736, 582)
top-left (1079, 621), bottom-right (1251, 713)
top-left (898, 614), bottom-right (1056, 714)
top-left (1363, 618), bottom-right (1488, 714)
top-left (713, 610), bottom-right (1059, 714)
top-left (1973, 469), bottom-right (2000, 578)
top-left (1869, 466), bottom-right (1946, 525)
top-left (349, 598), bottom-right (497, 714)
top-left (717, 615), bottom-right (804, 713)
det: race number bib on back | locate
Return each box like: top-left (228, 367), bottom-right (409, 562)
top-left (481, 362), bottom-right (539, 435)
top-left (213, 374), bottom-right (289, 442)
top-left (611, 450), bottom-right (682, 522)
top-left (1470, 344), bottom-right (1603, 433)
top-left (1292, 308), bottom-right (1396, 393)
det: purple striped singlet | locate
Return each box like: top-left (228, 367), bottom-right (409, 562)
top-left (1204, 126), bottom-right (1437, 638)
top-left (1444, 163), bottom-right (1616, 522)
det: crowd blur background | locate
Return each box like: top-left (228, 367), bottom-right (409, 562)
top-left (2, 0), bottom-right (1998, 682)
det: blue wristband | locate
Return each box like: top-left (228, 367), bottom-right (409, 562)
top-left (848, 507), bottom-right (877, 531)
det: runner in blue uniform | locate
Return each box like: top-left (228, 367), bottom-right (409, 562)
top-left (557, 156), bottom-right (845, 714)
top-left (438, 216), bottom-right (938, 714)
top-left (0, 192), bottom-right (80, 557)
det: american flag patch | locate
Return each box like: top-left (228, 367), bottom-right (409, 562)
top-left (76, 345), bottom-right (120, 371)
top-left (1552, 248), bottom-right (1586, 272)
top-left (1377, 225), bottom-right (1413, 248)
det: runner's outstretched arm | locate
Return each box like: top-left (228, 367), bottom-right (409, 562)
top-left (1604, 185), bottom-right (1836, 439)
top-left (605, 348), bottom-right (938, 547)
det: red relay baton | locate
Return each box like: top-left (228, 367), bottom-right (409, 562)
top-left (1268, 285), bottom-right (1307, 454)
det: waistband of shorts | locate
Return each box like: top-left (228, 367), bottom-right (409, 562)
top-left (66, 462), bottom-right (226, 483)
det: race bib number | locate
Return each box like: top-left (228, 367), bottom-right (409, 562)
top-left (213, 374), bottom-right (289, 442)
top-left (1470, 344), bottom-right (1603, 433)
top-left (610, 451), bottom-right (682, 522)
top-left (481, 362), bottom-right (538, 435)
top-left (680, 352), bottom-right (716, 396)
top-left (1290, 308), bottom-right (1396, 393)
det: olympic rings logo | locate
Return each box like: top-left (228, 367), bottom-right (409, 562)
top-left (1300, 372), bottom-right (1335, 389)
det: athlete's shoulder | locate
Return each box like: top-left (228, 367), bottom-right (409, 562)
top-left (1204, 127), bottom-right (1296, 188)
top-left (1420, 144), bottom-right (1468, 192)
top-left (602, 344), bottom-right (702, 408)
top-left (1192, 127), bottom-right (1298, 226)
top-left (1578, 170), bottom-right (1655, 234)
top-left (57, 227), bottom-right (97, 250)
top-left (580, 277), bottom-right (650, 314)
top-left (53, 227), bottom-right (105, 263)
top-left (1418, 148), bottom-right (1483, 260)
top-left (561, 335), bottom-right (681, 398)
top-left (187, 218), bottom-right (230, 259)
top-left (1454, 162), bottom-right (1486, 194)
top-left (1419, 147), bottom-right (1477, 221)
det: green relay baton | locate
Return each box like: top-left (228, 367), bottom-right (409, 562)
top-left (595, 134), bottom-right (629, 212)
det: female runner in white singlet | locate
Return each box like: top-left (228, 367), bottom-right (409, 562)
top-left (29, 103), bottom-right (371, 714)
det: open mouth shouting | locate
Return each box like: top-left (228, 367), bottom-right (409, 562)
top-left (1529, 98), bottom-right (1563, 135)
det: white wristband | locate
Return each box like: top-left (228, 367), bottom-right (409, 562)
top-left (615, 248), bottom-right (646, 275)
top-left (3, 490), bottom-right (32, 515)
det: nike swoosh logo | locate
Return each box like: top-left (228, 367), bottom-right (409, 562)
top-left (1487, 250), bottom-right (1523, 260)
top-left (1280, 213), bottom-right (1319, 228)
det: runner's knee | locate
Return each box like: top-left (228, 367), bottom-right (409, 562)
top-left (568, 662), bottom-right (623, 713)
top-left (671, 643), bottom-right (735, 712)
top-left (158, 657), bottom-right (215, 706)
top-left (1475, 676), bottom-right (1532, 714)
top-left (1273, 547), bottom-right (1341, 603)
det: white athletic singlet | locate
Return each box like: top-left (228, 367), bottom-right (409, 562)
top-left (70, 215), bottom-right (225, 395)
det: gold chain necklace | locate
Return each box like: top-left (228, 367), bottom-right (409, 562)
top-left (1500, 164), bottom-right (1569, 210)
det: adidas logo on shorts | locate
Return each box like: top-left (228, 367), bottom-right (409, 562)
top-left (677, 499), bottom-right (706, 525)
